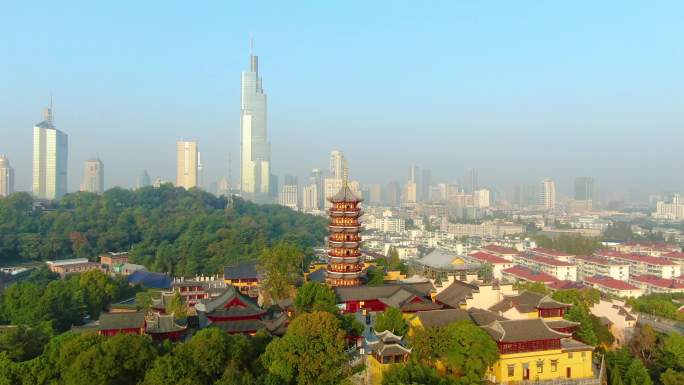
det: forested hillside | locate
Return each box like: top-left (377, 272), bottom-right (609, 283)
top-left (0, 186), bottom-right (327, 275)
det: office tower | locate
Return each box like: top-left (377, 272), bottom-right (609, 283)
top-left (385, 180), bottom-right (400, 206)
top-left (33, 106), bottom-right (68, 200)
top-left (474, 189), bottom-right (490, 208)
top-left (329, 150), bottom-right (346, 179)
top-left (404, 182), bottom-right (417, 204)
top-left (82, 158), bottom-right (104, 194)
top-left (408, 164), bottom-right (421, 200)
top-left (310, 168), bottom-right (324, 209)
top-left (466, 168), bottom-right (478, 194)
top-left (240, 46), bottom-right (271, 200)
top-left (302, 184), bottom-right (319, 212)
top-left (279, 175), bottom-right (298, 210)
top-left (197, 152), bottom-right (204, 189)
top-left (368, 184), bottom-right (382, 204)
top-left (574, 177), bottom-right (595, 201)
top-left (176, 141), bottom-right (198, 189)
top-left (137, 170), bottom-right (151, 189)
top-left (324, 177), bottom-right (343, 208)
top-left (0, 155), bottom-right (15, 197)
top-left (217, 177), bottom-right (230, 196)
top-left (540, 178), bottom-right (556, 210)
top-left (421, 168), bottom-right (432, 202)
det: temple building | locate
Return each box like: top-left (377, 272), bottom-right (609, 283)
top-left (326, 179), bottom-right (366, 286)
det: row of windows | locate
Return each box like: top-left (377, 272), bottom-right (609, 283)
top-left (507, 359), bottom-right (559, 377)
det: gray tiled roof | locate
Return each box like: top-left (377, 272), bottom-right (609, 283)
top-left (99, 311), bottom-right (145, 330)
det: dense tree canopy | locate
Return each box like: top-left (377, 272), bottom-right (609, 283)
top-left (409, 320), bottom-right (499, 384)
top-left (0, 188), bottom-right (326, 276)
top-left (262, 311), bottom-right (349, 385)
top-left (259, 242), bottom-right (306, 304)
top-left (294, 282), bottom-right (338, 314)
top-left (382, 361), bottom-right (452, 385)
top-left (374, 307), bottom-right (408, 336)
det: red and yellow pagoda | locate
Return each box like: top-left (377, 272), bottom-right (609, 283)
top-left (326, 180), bottom-right (365, 286)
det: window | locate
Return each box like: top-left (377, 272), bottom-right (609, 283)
top-left (568, 352), bottom-right (573, 359)
top-left (537, 361), bottom-right (544, 374)
top-left (581, 352), bottom-right (586, 359)
top-left (507, 365), bottom-right (515, 377)
top-left (551, 360), bottom-right (558, 372)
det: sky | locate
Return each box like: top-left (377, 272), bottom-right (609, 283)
top-left (1, 1), bottom-right (683, 199)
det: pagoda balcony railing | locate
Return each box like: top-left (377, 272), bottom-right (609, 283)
top-left (331, 205), bottom-right (361, 212)
top-left (328, 256), bottom-right (362, 264)
top-left (329, 234), bottom-right (361, 242)
top-left (328, 250), bottom-right (362, 258)
top-left (328, 240), bottom-right (361, 248)
top-left (328, 265), bottom-right (364, 273)
top-left (330, 219), bottom-right (361, 227)
top-left (329, 210), bottom-right (363, 218)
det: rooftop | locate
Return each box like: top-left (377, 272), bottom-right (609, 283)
top-left (223, 261), bottom-right (259, 280)
top-left (469, 251), bottom-right (511, 265)
top-left (630, 275), bottom-right (684, 289)
top-left (482, 244), bottom-right (518, 255)
top-left (585, 276), bottom-right (641, 291)
top-left (530, 247), bottom-right (573, 257)
top-left (502, 265), bottom-right (558, 283)
top-left (523, 254), bottom-right (575, 267)
top-left (482, 318), bottom-right (571, 343)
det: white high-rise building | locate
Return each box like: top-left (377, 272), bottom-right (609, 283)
top-left (474, 189), bottom-right (490, 208)
top-left (0, 155), bottom-right (15, 197)
top-left (240, 47), bottom-right (271, 200)
top-left (279, 176), bottom-right (298, 210)
top-left (33, 107), bottom-right (68, 200)
top-left (653, 194), bottom-right (684, 221)
top-left (329, 150), bottom-right (345, 179)
top-left (176, 141), bottom-right (198, 189)
top-left (324, 177), bottom-right (343, 208)
top-left (540, 178), bottom-right (556, 210)
top-left (302, 184), bottom-right (319, 212)
top-left (82, 158), bottom-right (104, 194)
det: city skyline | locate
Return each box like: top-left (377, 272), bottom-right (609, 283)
top-left (1, 2), bottom-right (683, 198)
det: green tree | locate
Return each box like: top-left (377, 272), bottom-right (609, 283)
top-left (609, 364), bottom-right (624, 385)
top-left (382, 362), bottom-right (452, 385)
top-left (628, 324), bottom-right (658, 366)
top-left (623, 359), bottom-right (652, 385)
top-left (77, 269), bottom-right (119, 319)
top-left (166, 291), bottom-right (188, 320)
top-left (366, 267), bottom-right (385, 286)
top-left (263, 311), bottom-right (348, 385)
top-left (63, 333), bottom-right (157, 385)
top-left (294, 282), bottom-right (338, 314)
top-left (259, 242), bottom-right (305, 303)
top-left (374, 307), bottom-right (408, 336)
top-left (0, 325), bottom-right (51, 362)
top-left (660, 333), bottom-right (684, 370)
top-left (564, 304), bottom-right (598, 346)
top-left (513, 281), bottom-right (549, 294)
top-left (661, 369), bottom-right (684, 385)
top-left (409, 321), bottom-right (499, 384)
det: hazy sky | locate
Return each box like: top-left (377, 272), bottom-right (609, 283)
top-left (1, 1), bottom-right (683, 197)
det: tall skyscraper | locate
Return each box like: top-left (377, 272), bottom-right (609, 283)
top-left (329, 150), bottom-right (346, 179)
top-left (540, 178), bottom-right (556, 210)
top-left (240, 46), bottom-right (271, 200)
top-left (574, 177), bottom-right (595, 201)
top-left (466, 168), bottom-right (479, 194)
top-left (82, 158), bottom-right (104, 194)
top-left (176, 141), bottom-right (198, 189)
top-left (310, 168), bottom-right (324, 209)
top-left (421, 168), bottom-right (432, 202)
top-left (385, 180), bottom-right (400, 206)
top-left (0, 155), bottom-right (15, 197)
top-left (137, 170), bottom-right (151, 189)
top-left (33, 106), bottom-right (68, 200)
top-left (302, 184), bottom-right (319, 212)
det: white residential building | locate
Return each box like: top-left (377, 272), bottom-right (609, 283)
top-left (176, 141), bottom-right (198, 189)
top-left (517, 253), bottom-right (577, 281)
top-left (302, 184), bottom-right (319, 212)
top-left (540, 178), bottom-right (556, 210)
top-left (584, 276), bottom-right (642, 298)
top-left (81, 158), bottom-right (104, 194)
top-left (653, 194), bottom-right (684, 221)
top-left (597, 250), bottom-right (681, 279)
top-left (0, 155), bottom-right (14, 197)
top-left (574, 255), bottom-right (630, 281)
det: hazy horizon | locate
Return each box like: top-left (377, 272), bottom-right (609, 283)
top-left (2, 1), bottom-right (683, 200)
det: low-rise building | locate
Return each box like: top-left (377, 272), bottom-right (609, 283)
top-left (596, 250), bottom-right (681, 279)
top-left (502, 265), bottom-right (559, 285)
top-left (482, 244), bottom-right (519, 261)
top-left (469, 251), bottom-right (515, 280)
top-left (517, 253), bottom-right (577, 282)
top-left (583, 276), bottom-right (642, 298)
top-left (47, 258), bottom-right (103, 277)
top-left (411, 249), bottom-right (483, 282)
top-left (629, 274), bottom-right (684, 295)
top-left (99, 252), bottom-right (129, 270)
top-left (223, 261), bottom-right (260, 297)
top-left (574, 255), bottom-right (630, 281)
top-left (589, 300), bottom-right (637, 347)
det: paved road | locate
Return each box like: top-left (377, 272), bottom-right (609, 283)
top-left (637, 314), bottom-right (684, 335)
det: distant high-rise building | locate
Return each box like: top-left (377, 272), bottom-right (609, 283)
top-left (324, 177), bottom-right (343, 208)
top-left (404, 182), bottom-right (417, 204)
top-left (421, 169), bottom-right (432, 201)
top-left (82, 158), bottom-right (104, 194)
top-left (329, 150), bottom-right (346, 179)
top-left (176, 141), bottom-right (198, 189)
top-left (408, 164), bottom-right (421, 200)
top-left (368, 184), bottom-right (382, 204)
top-left (197, 152), bottom-right (204, 189)
top-left (310, 168), bottom-right (324, 209)
top-left (466, 168), bottom-right (478, 194)
top-left (33, 106), bottom-right (68, 200)
top-left (540, 178), bottom-right (556, 210)
top-left (302, 184), bottom-right (319, 212)
top-left (279, 175), bottom-right (298, 210)
top-left (240, 46), bottom-right (271, 200)
top-left (137, 170), bottom-right (151, 189)
top-left (653, 194), bottom-right (684, 221)
top-left (474, 189), bottom-right (490, 208)
top-left (385, 180), bottom-right (400, 206)
top-left (0, 155), bottom-right (15, 197)
top-left (574, 177), bottom-right (595, 201)
top-left (217, 177), bottom-right (230, 196)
